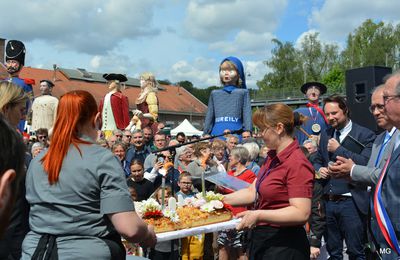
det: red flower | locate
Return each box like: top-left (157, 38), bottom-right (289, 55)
top-left (143, 210), bottom-right (163, 219)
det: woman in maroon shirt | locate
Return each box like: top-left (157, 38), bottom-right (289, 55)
top-left (223, 103), bottom-right (314, 260)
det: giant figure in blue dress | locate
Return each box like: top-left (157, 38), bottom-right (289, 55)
top-left (204, 56), bottom-right (252, 136)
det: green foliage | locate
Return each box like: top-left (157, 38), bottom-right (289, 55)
top-left (177, 80), bottom-right (218, 105)
top-left (257, 39), bottom-right (303, 91)
top-left (321, 65), bottom-right (345, 94)
top-left (341, 19), bottom-right (400, 68)
top-left (157, 79), bottom-right (172, 85)
top-left (257, 19), bottom-right (400, 99)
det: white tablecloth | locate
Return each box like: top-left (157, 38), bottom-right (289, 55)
top-left (156, 218), bottom-right (241, 242)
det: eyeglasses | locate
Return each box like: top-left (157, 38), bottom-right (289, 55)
top-left (180, 182), bottom-right (192, 185)
top-left (369, 104), bottom-right (385, 113)
top-left (37, 135), bottom-right (47, 140)
top-left (124, 135), bottom-right (132, 139)
top-left (383, 95), bottom-right (400, 104)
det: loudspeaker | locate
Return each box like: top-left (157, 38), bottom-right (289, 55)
top-left (345, 66), bottom-right (392, 132)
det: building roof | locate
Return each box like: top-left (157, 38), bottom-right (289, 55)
top-left (17, 67), bottom-right (207, 115)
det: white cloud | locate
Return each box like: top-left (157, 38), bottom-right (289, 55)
top-left (309, 0), bottom-right (400, 41)
top-left (170, 58), bottom-right (218, 88)
top-left (244, 60), bottom-right (268, 89)
top-left (210, 31), bottom-right (275, 56)
top-left (88, 52), bottom-right (136, 74)
top-left (0, 0), bottom-right (161, 54)
top-left (184, 0), bottom-right (287, 42)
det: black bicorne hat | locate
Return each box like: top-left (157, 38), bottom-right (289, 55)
top-left (6, 40), bottom-right (26, 66)
top-left (103, 73), bottom-right (128, 83)
top-left (300, 81), bottom-right (327, 95)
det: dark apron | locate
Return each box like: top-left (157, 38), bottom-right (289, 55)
top-left (248, 225), bottom-right (310, 260)
top-left (31, 233), bottom-right (126, 260)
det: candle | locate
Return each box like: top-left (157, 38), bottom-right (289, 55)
top-left (161, 177), bottom-right (166, 210)
top-left (177, 194), bottom-right (184, 207)
top-left (168, 197), bottom-right (177, 212)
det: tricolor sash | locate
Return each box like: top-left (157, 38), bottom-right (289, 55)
top-left (373, 153), bottom-right (400, 255)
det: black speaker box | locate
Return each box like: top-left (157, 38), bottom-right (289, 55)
top-left (345, 66), bottom-right (392, 132)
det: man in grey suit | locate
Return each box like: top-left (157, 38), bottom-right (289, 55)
top-left (330, 85), bottom-right (398, 259)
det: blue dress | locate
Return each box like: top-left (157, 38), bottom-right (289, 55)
top-left (204, 56), bottom-right (252, 137)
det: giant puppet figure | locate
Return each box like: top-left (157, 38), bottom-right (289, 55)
top-left (203, 56), bottom-right (252, 136)
top-left (294, 82), bottom-right (329, 145)
top-left (133, 72), bottom-right (159, 133)
top-left (5, 40), bottom-right (34, 132)
top-left (99, 73), bottom-right (130, 138)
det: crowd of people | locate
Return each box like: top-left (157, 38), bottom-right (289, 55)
top-left (1, 38), bottom-right (400, 260)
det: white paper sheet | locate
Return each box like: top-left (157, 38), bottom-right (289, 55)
top-left (156, 218), bottom-right (241, 242)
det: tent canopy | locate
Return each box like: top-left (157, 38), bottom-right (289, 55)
top-left (170, 119), bottom-right (203, 136)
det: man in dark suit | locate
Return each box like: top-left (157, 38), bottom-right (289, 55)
top-left (364, 71), bottom-right (400, 259)
top-left (329, 85), bottom-right (398, 259)
top-left (313, 94), bottom-right (376, 260)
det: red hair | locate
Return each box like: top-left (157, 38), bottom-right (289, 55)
top-left (41, 90), bottom-right (98, 184)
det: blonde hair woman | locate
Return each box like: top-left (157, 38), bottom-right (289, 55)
top-left (0, 81), bottom-right (28, 128)
top-left (134, 72), bottom-right (159, 133)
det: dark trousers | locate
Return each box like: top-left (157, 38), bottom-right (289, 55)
top-left (248, 226), bottom-right (309, 260)
top-left (325, 198), bottom-right (366, 260)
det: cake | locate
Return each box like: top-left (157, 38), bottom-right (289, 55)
top-left (136, 192), bottom-right (233, 233)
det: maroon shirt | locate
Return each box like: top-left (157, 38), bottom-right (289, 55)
top-left (255, 140), bottom-right (314, 226)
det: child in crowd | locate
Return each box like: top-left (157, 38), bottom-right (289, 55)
top-left (177, 172), bottom-right (205, 260)
top-left (149, 185), bottom-right (179, 260)
top-left (127, 159), bottom-right (154, 201)
top-left (176, 172), bottom-right (195, 199)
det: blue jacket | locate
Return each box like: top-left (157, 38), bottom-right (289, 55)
top-left (313, 122), bottom-right (376, 215)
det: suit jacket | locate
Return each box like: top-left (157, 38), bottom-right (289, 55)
top-left (350, 129), bottom-right (398, 252)
top-left (352, 129), bottom-right (398, 185)
top-left (313, 121), bottom-right (376, 215)
top-left (376, 135), bottom-right (400, 251)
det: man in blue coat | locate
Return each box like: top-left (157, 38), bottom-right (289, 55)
top-left (313, 94), bottom-right (376, 260)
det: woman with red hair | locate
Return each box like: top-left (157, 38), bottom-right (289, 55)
top-left (21, 90), bottom-right (156, 259)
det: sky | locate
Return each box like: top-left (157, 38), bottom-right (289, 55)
top-left (1, 0), bottom-right (399, 89)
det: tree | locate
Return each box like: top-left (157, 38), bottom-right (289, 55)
top-left (341, 19), bottom-right (400, 69)
top-left (257, 39), bottom-right (303, 91)
top-left (176, 80), bottom-right (194, 92)
top-left (157, 79), bottom-right (171, 85)
top-left (321, 65), bottom-right (345, 94)
top-left (299, 32), bottom-right (340, 82)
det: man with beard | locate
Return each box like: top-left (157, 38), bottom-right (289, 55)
top-left (5, 40), bottom-right (34, 132)
top-left (313, 94), bottom-right (375, 259)
top-left (295, 82), bottom-right (329, 145)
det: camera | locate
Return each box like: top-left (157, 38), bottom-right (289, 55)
top-left (156, 153), bottom-right (165, 163)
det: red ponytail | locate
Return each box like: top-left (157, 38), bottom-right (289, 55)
top-left (41, 90), bottom-right (98, 184)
